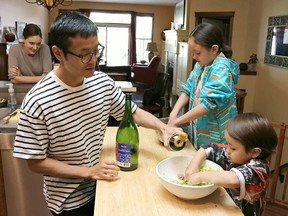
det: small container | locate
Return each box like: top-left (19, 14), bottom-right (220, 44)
top-left (168, 134), bottom-right (186, 151)
top-left (6, 83), bottom-right (17, 110)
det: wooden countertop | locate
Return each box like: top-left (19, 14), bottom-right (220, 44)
top-left (95, 127), bottom-right (243, 216)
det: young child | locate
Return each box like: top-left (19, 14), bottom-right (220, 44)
top-left (185, 113), bottom-right (278, 216)
top-left (168, 23), bottom-right (240, 149)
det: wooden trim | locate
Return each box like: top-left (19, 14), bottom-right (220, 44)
top-left (269, 122), bottom-right (286, 203)
top-left (195, 12), bottom-right (235, 17)
top-left (240, 70), bottom-right (257, 76)
top-left (0, 152), bottom-right (7, 216)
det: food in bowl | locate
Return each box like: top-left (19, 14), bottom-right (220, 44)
top-left (156, 156), bottom-right (223, 199)
top-left (173, 164), bottom-right (222, 186)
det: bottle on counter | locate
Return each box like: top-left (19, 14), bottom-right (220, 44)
top-left (6, 83), bottom-right (17, 110)
top-left (168, 132), bottom-right (188, 151)
top-left (116, 94), bottom-right (139, 171)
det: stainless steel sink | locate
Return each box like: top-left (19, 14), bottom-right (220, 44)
top-left (0, 107), bottom-right (12, 120)
top-left (0, 107), bottom-right (17, 145)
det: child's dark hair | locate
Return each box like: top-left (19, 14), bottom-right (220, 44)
top-left (49, 11), bottom-right (98, 57)
top-left (189, 23), bottom-right (232, 58)
top-left (226, 113), bottom-right (278, 160)
top-left (23, 24), bottom-right (42, 39)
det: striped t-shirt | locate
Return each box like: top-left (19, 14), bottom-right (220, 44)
top-left (13, 70), bottom-right (136, 214)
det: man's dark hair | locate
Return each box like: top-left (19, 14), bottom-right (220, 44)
top-left (50, 11), bottom-right (98, 56)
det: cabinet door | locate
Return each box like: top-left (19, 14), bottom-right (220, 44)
top-left (176, 42), bottom-right (188, 96)
top-left (0, 43), bottom-right (9, 81)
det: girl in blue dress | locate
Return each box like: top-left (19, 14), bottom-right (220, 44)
top-left (168, 23), bottom-right (240, 149)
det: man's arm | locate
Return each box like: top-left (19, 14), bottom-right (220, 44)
top-left (132, 107), bottom-right (183, 148)
top-left (27, 157), bottom-right (119, 180)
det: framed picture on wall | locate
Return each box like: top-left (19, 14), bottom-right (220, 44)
top-left (16, 21), bottom-right (27, 42)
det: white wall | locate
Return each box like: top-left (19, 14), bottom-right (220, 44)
top-left (0, 0), bottom-right (49, 43)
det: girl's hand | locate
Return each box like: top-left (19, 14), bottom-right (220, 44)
top-left (168, 112), bottom-right (177, 126)
top-left (89, 160), bottom-right (120, 180)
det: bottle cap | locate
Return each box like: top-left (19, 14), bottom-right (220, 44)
top-left (6, 83), bottom-right (14, 93)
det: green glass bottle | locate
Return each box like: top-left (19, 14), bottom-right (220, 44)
top-left (116, 94), bottom-right (139, 171)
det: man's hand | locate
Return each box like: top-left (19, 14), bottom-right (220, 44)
top-left (89, 160), bottom-right (120, 180)
top-left (161, 126), bottom-right (183, 150)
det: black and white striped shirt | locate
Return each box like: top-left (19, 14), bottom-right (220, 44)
top-left (13, 71), bottom-right (136, 214)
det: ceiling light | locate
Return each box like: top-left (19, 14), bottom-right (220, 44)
top-left (25, 0), bottom-right (72, 11)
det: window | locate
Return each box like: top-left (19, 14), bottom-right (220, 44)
top-left (90, 12), bottom-right (131, 66)
top-left (136, 15), bottom-right (153, 62)
top-left (90, 11), bottom-right (153, 65)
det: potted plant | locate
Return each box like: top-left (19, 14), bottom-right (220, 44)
top-left (247, 53), bottom-right (258, 71)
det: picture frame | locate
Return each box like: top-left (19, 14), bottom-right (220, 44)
top-left (264, 15), bottom-right (288, 68)
top-left (0, 16), bottom-right (2, 42)
top-left (15, 21), bottom-right (27, 42)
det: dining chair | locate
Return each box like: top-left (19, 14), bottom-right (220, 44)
top-left (132, 71), bottom-right (170, 118)
top-left (264, 122), bottom-right (288, 215)
top-left (235, 88), bottom-right (247, 113)
top-left (132, 55), bottom-right (161, 85)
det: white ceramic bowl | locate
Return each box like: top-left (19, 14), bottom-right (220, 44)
top-left (156, 156), bottom-right (223, 200)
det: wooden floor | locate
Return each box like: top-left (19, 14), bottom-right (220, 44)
top-left (264, 201), bottom-right (288, 216)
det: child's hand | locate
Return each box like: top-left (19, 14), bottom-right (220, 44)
top-left (186, 172), bottom-right (202, 186)
top-left (185, 166), bottom-right (199, 180)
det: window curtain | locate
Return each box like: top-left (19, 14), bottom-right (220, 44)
top-left (130, 12), bottom-right (137, 65)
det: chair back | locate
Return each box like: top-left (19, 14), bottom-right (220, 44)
top-left (141, 72), bottom-right (170, 117)
top-left (153, 72), bottom-right (169, 105)
top-left (148, 55), bottom-right (160, 68)
top-left (267, 122), bottom-right (288, 207)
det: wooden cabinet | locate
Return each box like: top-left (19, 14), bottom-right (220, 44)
top-left (0, 43), bottom-right (8, 81)
top-left (164, 30), bottom-right (189, 96)
top-left (176, 42), bottom-right (192, 96)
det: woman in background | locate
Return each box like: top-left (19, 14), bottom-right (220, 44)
top-left (8, 23), bottom-right (52, 83)
top-left (168, 23), bottom-right (240, 149)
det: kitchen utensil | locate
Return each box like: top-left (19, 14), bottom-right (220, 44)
top-left (3, 110), bottom-right (18, 124)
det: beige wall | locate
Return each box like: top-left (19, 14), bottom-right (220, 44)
top-left (49, 1), bottom-right (174, 60)
top-left (0, 0), bottom-right (49, 43)
top-left (254, 0), bottom-right (288, 123)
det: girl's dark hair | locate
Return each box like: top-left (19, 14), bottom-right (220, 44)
top-left (226, 113), bottom-right (278, 160)
top-left (189, 23), bottom-right (232, 58)
top-left (50, 11), bottom-right (98, 56)
top-left (23, 24), bottom-right (42, 39)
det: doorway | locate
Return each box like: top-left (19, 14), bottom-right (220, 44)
top-left (195, 12), bottom-right (234, 46)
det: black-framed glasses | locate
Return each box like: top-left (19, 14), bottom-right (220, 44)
top-left (65, 47), bottom-right (103, 64)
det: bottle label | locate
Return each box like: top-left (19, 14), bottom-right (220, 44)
top-left (116, 142), bottom-right (131, 167)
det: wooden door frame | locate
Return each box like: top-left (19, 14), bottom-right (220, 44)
top-left (195, 12), bottom-right (235, 46)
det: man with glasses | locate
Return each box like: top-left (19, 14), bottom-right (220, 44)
top-left (13, 11), bottom-right (181, 216)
